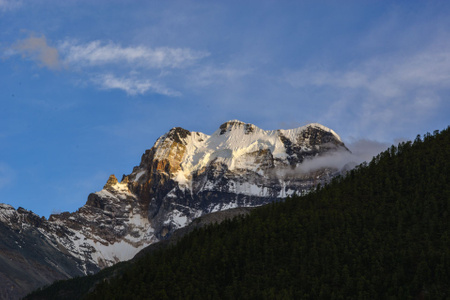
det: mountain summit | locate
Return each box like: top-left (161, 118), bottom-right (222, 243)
top-left (0, 120), bottom-right (348, 299)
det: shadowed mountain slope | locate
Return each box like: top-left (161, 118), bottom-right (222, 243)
top-left (28, 127), bottom-right (449, 299)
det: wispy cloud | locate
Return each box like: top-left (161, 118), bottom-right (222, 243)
top-left (59, 40), bottom-right (209, 69)
top-left (285, 41), bottom-right (450, 139)
top-left (92, 73), bottom-right (181, 96)
top-left (7, 35), bottom-right (211, 96)
top-left (12, 33), bottom-right (62, 70)
top-left (304, 139), bottom-right (390, 173)
top-left (286, 46), bottom-right (450, 98)
top-left (277, 139), bottom-right (390, 177)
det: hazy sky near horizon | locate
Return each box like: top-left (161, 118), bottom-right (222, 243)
top-left (1, 0), bottom-right (449, 217)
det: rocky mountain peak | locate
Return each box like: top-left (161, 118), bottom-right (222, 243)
top-left (302, 123), bottom-right (343, 143)
top-left (166, 127), bottom-right (191, 144)
top-left (121, 175), bottom-right (129, 184)
top-left (219, 120), bottom-right (256, 135)
top-left (0, 119), bottom-right (352, 299)
top-left (103, 174), bottom-right (119, 189)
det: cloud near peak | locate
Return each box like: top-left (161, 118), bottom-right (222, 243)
top-left (275, 138), bottom-right (391, 178)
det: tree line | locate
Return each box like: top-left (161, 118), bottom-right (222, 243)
top-left (27, 126), bottom-right (450, 299)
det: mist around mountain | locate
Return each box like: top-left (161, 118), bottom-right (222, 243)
top-left (27, 127), bottom-right (450, 299)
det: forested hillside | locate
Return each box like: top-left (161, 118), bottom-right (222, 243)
top-left (28, 127), bottom-right (450, 299)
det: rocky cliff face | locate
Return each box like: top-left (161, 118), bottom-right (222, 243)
top-left (0, 120), bottom-right (349, 299)
top-left (129, 121), bottom-right (349, 240)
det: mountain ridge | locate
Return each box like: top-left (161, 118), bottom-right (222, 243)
top-left (27, 126), bottom-right (450, 299)
top-left (0, 120), bottom-right (349, 299)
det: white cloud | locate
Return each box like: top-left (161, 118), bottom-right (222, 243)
top-left (8, 35), bottom-right (210, 96)
top-left (278, 139), bottom-right (390, 177)
top-left (12, 33), bottom-right (62, 70)
top-left (59, 40), bottom-right (209, 69)
top-left (93, 73), bottom-right (181, 96)
top-left (303, 139), bottom-right (389, 174)
top-left (285, 41), bottom-right (450, 140)
top-left (55, 39), bottom-right (210, 96)
top-left (286, 46), bottom-right (450, 98)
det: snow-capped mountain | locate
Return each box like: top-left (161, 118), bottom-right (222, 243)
top-left (0, 120), bottom-right (349, 299)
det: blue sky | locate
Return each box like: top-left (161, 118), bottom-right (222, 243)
top-left (1, 0), bottom-right (449, 217)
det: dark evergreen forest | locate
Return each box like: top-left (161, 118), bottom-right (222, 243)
top-left (27, 127), bottom-right (450, 299)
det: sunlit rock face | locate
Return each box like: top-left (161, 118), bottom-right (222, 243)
top-left (0, 120), bottom-right (349, 299)
top-left (127, 120), bottom-right (349, 240)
